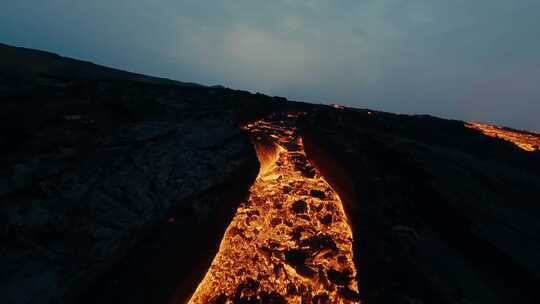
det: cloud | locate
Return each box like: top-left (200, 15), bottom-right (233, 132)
top-left (1, 0), bottom-right (539, 130)
top-left (222, 26), bottom-right (311, 89)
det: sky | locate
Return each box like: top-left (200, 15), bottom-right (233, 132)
top-left (1, 0), bottom-right (539, 131)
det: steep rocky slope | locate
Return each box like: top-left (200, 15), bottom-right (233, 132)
top-left (0, 43), bottom-right (200, 90)
top-left (0, 43), bottom-right (282, 304)
top-left (300, 107), bottom-right (540, 304)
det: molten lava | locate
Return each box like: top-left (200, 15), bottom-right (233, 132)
top-left (466, 122), bottom-right (540, 152)
top-left (187, 113), bottom-right (360, 303)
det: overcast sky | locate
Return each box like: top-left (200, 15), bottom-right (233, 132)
top-left (2, 0), bottom-right (539, 130)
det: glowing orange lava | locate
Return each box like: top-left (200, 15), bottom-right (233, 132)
top-left (466, 122), bottom-right (540, 152)
top-left (186, 114), bottom-right (360, 303)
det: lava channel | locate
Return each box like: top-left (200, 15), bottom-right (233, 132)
top-left (186, 113), bottom-right (361, 304)
top-left (466, 122), bottom-right (540, 152)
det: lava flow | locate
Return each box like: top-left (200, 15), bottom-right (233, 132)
top-left (187, 113), bottom-right (360, 304)
top-left (466, 122), bottom-right (540, 152)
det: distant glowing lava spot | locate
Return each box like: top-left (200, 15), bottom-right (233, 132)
top-left (330, 104), bottom-right (346, 110)
top-left (186, 114), bottom-right (361, 304)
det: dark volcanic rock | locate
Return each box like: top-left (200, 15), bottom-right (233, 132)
top-left (299, 234), bottom-right (338, 253)
top-left (300, 107), bottom-right (540, 304)
top-left (337, 287), bottom-right (361, 302)
top-left (320, 214), bottom-right (332, 225)
top-left (284, 249), bottom-right (316, 278)
top-left (0, 120), bottom-right (257, 304)
top-left (327, 268), bottom-right (352, 286)
top-left (0, 43), bottom-right (282, 304)
top-left (309, 189), bottom-right (326, 199)
top-left (291, 200), bottom-right (308, 214)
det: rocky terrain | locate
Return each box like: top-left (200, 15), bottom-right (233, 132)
top-left (300, 108), bottom-right (540, 304)
top-left (0, 43), bottom-right (282, 304)
top-left (1, 43), bottom-right (539, 304)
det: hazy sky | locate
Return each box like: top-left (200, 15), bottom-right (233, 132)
top-left (2, 0), bottom-right (539, 130)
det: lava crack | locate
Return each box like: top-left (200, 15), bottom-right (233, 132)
top-left (187, 114), bottom-right (360, 304)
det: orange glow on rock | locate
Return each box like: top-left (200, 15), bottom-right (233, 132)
top-left (186, 114), bottom-right (360, 304)
top-left (466, 122), bottom-right (540, 152)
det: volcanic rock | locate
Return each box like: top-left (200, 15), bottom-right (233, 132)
top-left (310, 189), bottom-right (326, 199)
top-left (300, 108), bottom-right (540, 304)
top-left (3, 42), bottom-right (540, 304)
top-left (320, 214), bottom-right (333, 225)
top-left (0, 43), bottom-right (281, 304)
top-left (300, 234), bottom-right (338, 253)
top-left (291, 200), bottom-right (308, 214)
top-left (327, 268), bottom-right (353, 286)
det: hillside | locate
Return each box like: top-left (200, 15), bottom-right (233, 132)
top-left (1, 43), bottom-right (539, 304)
top-left (0, 43), bottom-right (201, 92)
